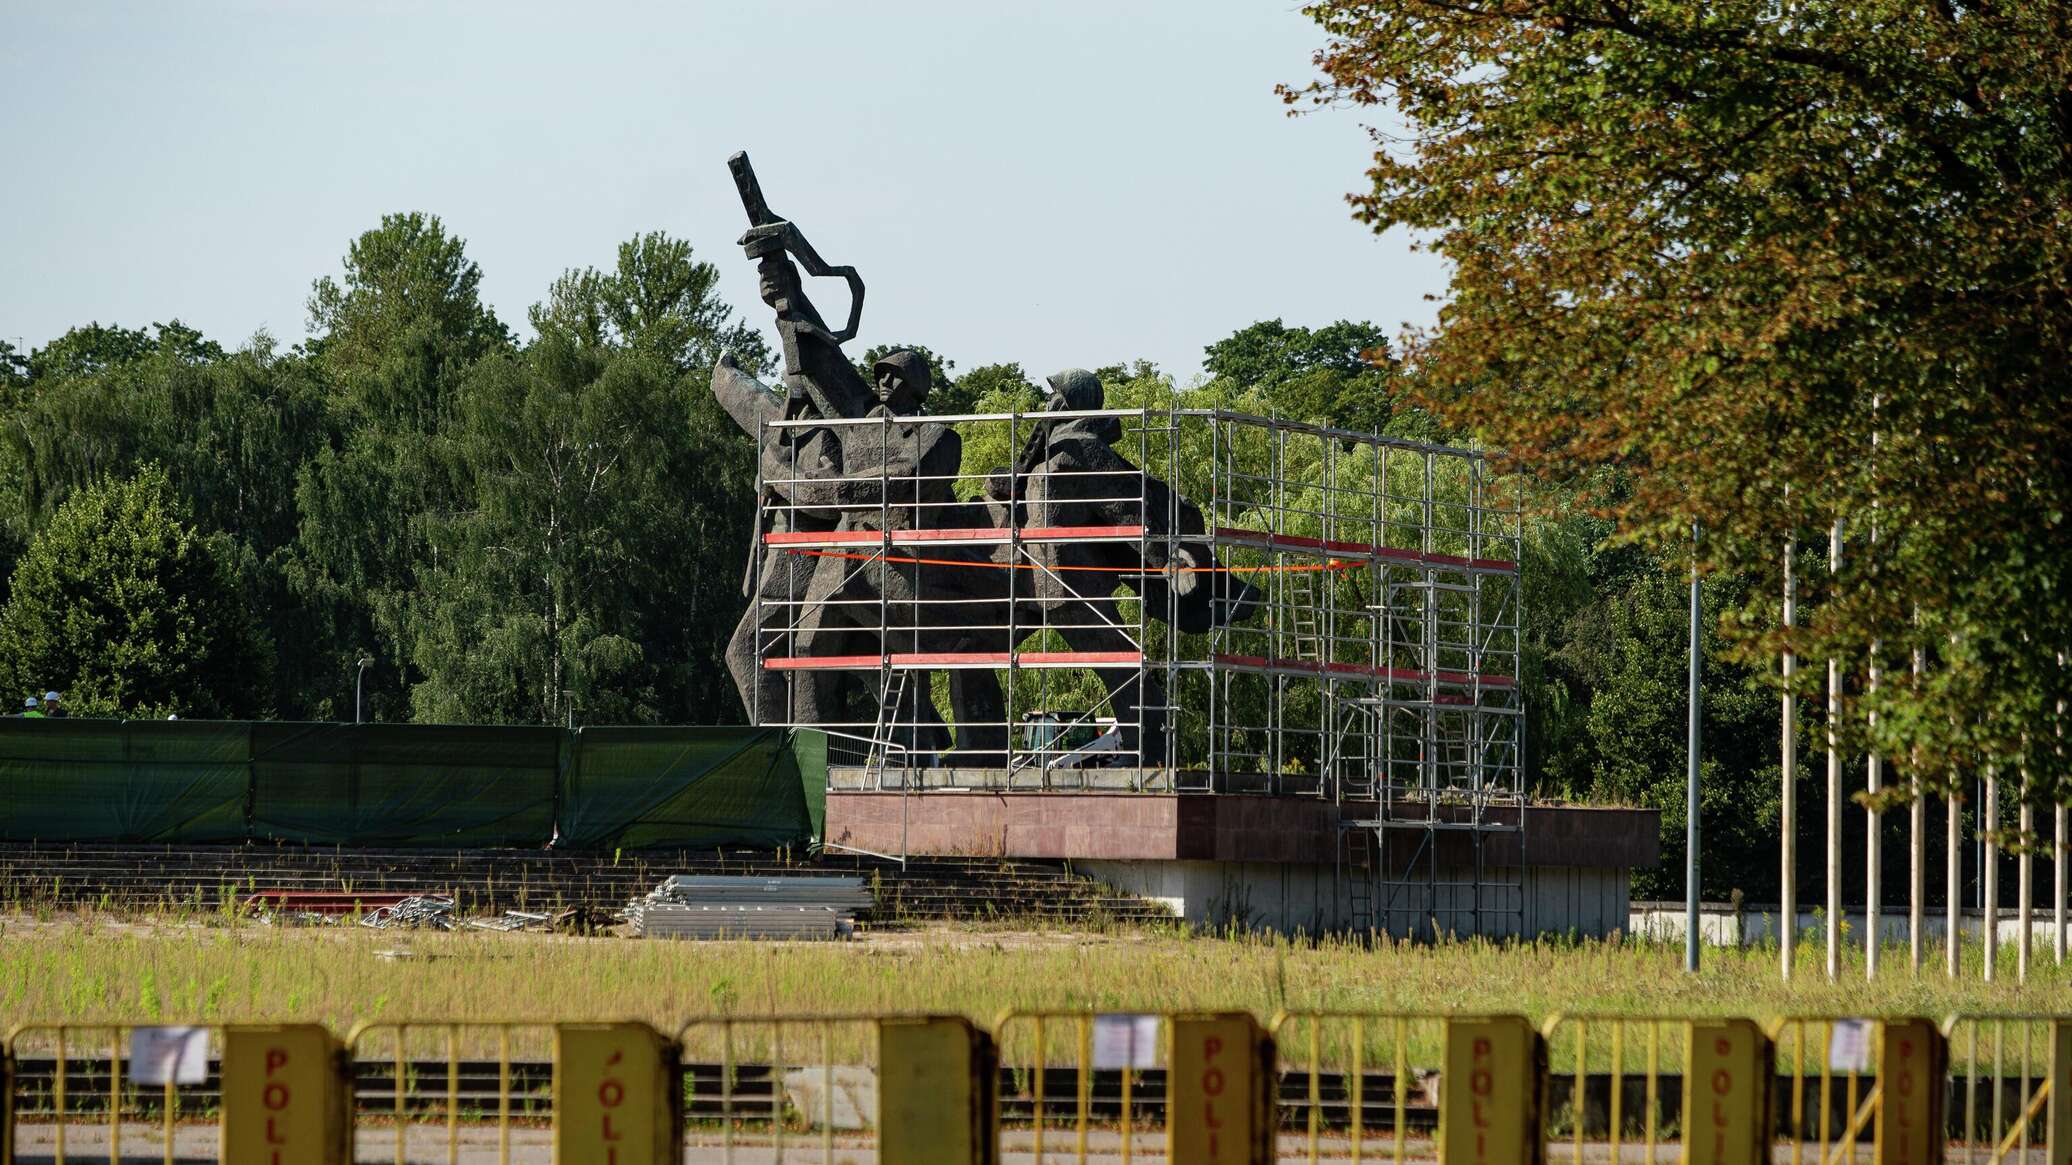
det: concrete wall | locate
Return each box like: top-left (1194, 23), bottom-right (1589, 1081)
top-left (1632, 902), bottom-right (2072, 950)
top-left (1081, 858), bottom-right (1632, 939)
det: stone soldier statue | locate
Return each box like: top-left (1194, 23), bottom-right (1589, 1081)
top-left (711, 154), bottom-right (964, 752)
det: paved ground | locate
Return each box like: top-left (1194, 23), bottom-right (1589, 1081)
top-left (8, 1122), bottom-right (2053, 1164)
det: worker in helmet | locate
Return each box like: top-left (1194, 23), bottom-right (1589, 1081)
top-left (20, 695), bottom-right (43, 718)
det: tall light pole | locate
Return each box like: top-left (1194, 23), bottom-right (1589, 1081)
top-left (1687, 521), bottom-right (1703, 973)
top-left (354, 657), bottom-right (371, 724)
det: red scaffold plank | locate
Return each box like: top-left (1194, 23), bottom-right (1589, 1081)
top-left (764, 649), bottom-right (1144, 671)
top-left (1020, 525), bottom-right (1147, 541)
top-left (1212, 653), bottom-right (1516, 688)
top-left (1211, 526), bottom-right (1518, 573)
top-left (1017, 651), bottom-right (1142, 666)
top-left (763, 524), bottom-right (1146, 549)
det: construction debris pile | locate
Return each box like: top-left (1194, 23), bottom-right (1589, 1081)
top-left (358, 895), bottom-right (458, 929)
top-left (627, 875), bottom-right (871, 941)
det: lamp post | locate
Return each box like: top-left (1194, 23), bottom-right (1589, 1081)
top-left (355, 657), bottom-right (371, 724)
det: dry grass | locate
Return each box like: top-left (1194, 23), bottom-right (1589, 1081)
top-left (2, 910), bottom-right (2063, 1039)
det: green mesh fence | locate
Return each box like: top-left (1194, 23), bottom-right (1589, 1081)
top-left (0, 720), bottom-right (827, 849)
top-left (557, 727), bottom-right (811, 851)
top-left (248, 722), bottom-right (561, 847)
top-left (0, 718), bottom-right (249, 842)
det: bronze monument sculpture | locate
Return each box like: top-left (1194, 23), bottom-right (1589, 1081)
top-left (713, 152), bottom-right (1260, 767)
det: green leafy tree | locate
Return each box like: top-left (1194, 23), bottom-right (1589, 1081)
top-left (410, 232), bottom-right (759, 724)
top-left (0, 340), bottom-right (26, 393)
top-left (1289, 1), bottom-right (2072, 797)
top-left (1203, 319), bottom-right (1400, 435)
top-left (295, 213), bottom-right (514, 720)
top-left (0, 465), bottom-right (269, 717)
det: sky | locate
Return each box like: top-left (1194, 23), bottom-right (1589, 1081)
top-left (0, 2), bottom-right (1447, 383)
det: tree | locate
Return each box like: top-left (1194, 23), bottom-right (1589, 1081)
top-left (1203, 319), bottom-right (1399, 434)
top-left (535, 231), bottom-right (766, 375)
top-left (411, 232), bottom-right (760, 724)
top-left (295, 213), bottom-right (514, 720)
top-left (1289, 1), bottom-right (2072, 797)
top-left (0, 465), bottom-right (269, 717)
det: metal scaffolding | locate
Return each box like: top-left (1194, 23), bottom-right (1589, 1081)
top-left (747, 404), bottom-right (1523, 813)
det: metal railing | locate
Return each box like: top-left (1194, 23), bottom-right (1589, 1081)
top-left (0, 1009), bottom-right (2053, 1164)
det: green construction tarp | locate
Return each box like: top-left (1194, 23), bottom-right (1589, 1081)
top-left (556, 727), bottom-right (820, 851)
top-left (248, 722), bottom-right (560, 847)
top-left (0, 718), bottom-right (250, 842)
top-left (0, 720), bottom-right (825, 850)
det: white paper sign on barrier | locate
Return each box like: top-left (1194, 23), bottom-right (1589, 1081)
top-left (1092, 1014), bottom-right (1160, 1069)
top-left (1827, 1019), bottom-right (1873, 1074)
top-left (131, 1025), bottom-right (208, 1086)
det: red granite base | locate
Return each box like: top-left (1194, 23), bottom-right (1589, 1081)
top-left (824, 792), bottom-right (1659, 869)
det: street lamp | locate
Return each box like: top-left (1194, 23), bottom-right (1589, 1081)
top-left (355, 657), bottom-right (371, 724)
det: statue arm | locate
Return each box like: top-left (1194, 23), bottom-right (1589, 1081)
top-left (787, 319), bottom-right (874, 421)
top-left (712, 353), bottom-right (782, 439)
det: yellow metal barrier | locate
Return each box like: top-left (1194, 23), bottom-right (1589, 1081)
top-left (1540, 1015), bottom-right (1771, 1165)
top-left (1441, 1015), bottom-right (1545, 1165)
top-left (1944, 1014), bottom-right (2066, 1165)
top-left (2, 1034), bottom-right (12, 1165)
top-left (881, 1015), bottom-right (996, 1165)
top-left (219, 1024), bottom-right (349, 1164)
top-left (343, 1020), bottom-right (555, 1165)
top-left (1, 1021), bottom-right (351, 1165)
top-left (554, 1022), bottom-right (679, 1165)
top-left (994, 1009), bottom-right (1272, 1163)
top-left (669, 1013), bottom-right (997, 1164)
top-left (4, 1021), bottom-right (220, 1165)
top-left (1769, 1016), bottom-right (1946, 1165)
top-left (1269, 1010), bottom-right (1449, 1164)
top-left (1167, 1013), bottom-right (1272, 1164)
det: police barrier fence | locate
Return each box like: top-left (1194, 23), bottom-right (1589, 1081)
top-left (2, 1011), bottom-right (2066, 1164)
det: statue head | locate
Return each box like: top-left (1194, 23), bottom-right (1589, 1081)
top-left (1043, 368), bottom-right (1104, 412)
top-left (871, 350), bottom-right (933, 415)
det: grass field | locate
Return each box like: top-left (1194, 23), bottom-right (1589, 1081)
top-left (2, 910), bottom-right (2064, 1032)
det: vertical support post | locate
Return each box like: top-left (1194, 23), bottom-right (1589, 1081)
top-left (1166, 1014), bottom-right (1272, 1165)
top-left (2047, 1019), bottom-right (2072, 1165)
top-left (1985, 772), bottom-right (2000, 982)
top-left (221, 1025), bottom-right (348, 1165)
top-left (1867, 650), bottom-right (1882, 978)
top-left (1909, 640), bottom-right (1925, 974)
top-left (1874, 1019), bottom-right (1945, 1165)
top-left (2020, 797), bottom-right (2035, 983)
top-left (2057, 801), bottom-right (2067, 967)
top-left (1, 1030), bottom-right (11, 1165)
top-left (1682, 1018), bottom-right (1773, 1165)
top-left (1826, 518), bottom-right (1844, 980)
top-left (1687, 521), bottom-right (1703, 974)
top-left (878, 1016), bottom-right (996, 1165)
top-left (1439, 1016), bottom-right (1546, 1165)
top-left (1948, 784), bottom-right (1962, 978)
top-left (553, 1022), bottom-right (680, 1165)
top-left (1781, 534), bottom-right (1798, 980)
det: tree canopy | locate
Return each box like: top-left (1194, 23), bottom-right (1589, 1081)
top-left (1289, 0), bottom-right (2071, 799)
top-left (0, 465), bottom-right (269, 718)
